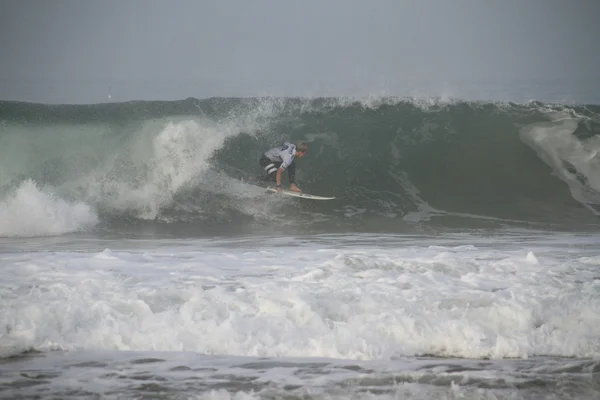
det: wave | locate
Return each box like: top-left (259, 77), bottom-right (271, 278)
top-left (1, 97), bottom-right (600, 236)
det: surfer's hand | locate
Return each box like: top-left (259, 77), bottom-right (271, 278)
top-left (289, 184), bottom-right (301, 193)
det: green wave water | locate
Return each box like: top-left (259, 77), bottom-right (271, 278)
top-left (1, 97), bottom-right (599, 237)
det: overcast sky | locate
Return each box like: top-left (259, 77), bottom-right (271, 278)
top-left (1, 0), bottom-right (599, 103)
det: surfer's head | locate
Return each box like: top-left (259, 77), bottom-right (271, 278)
top-left (296, 142), bottom-right (308, 157)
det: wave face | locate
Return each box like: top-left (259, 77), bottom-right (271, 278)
top-left (1, 97), bottom-right (600, 236)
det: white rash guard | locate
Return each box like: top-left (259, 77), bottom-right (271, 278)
top-left (263, 142), bottom-right (297, 170)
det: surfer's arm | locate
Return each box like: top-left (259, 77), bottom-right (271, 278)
top-left (276, 168), bottom-right (284, 188)
top-left (276, 152), bottom-right (294, 190)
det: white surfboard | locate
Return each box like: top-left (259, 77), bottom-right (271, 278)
top-left (266, 186), bottom-right (335, 200)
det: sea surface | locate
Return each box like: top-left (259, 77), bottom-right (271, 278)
top-left (1, 90), bottom-right (600, 399)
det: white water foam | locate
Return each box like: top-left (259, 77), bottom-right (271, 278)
top-left (2, 234), bottom-right (599, 360)
top-left (68, 117), bottom-right (255, 220)
top-left (0, 179), bottom-right (97, 237)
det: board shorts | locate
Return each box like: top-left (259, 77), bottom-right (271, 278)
top-left (258, 155), bottom-right (296, 184)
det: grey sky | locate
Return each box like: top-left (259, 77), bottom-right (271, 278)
top-left (1, 0), bottom-right (599, 103)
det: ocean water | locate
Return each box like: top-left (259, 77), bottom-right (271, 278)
top-left (1, 92), bottom-right (600, 399)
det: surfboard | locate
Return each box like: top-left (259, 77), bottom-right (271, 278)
top-left (266, 186), bottom-right (335, 200)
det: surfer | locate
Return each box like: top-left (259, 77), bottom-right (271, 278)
top-left (256, 141), bottom-right (308, 192)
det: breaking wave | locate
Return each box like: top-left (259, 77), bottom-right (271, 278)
top-left (1, 97), bottom-right (599, 236)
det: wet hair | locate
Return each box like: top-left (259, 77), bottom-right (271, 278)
top-left (296, 142), bottom-right (308, 152)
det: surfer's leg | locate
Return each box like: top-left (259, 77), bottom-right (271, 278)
top-left (287, 161), bottom-right (296, 184)
top-left (258, 156), bottom-right (280, 182)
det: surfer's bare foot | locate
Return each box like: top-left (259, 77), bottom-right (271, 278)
top-left (289, 184), bottom-right (301, 192)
